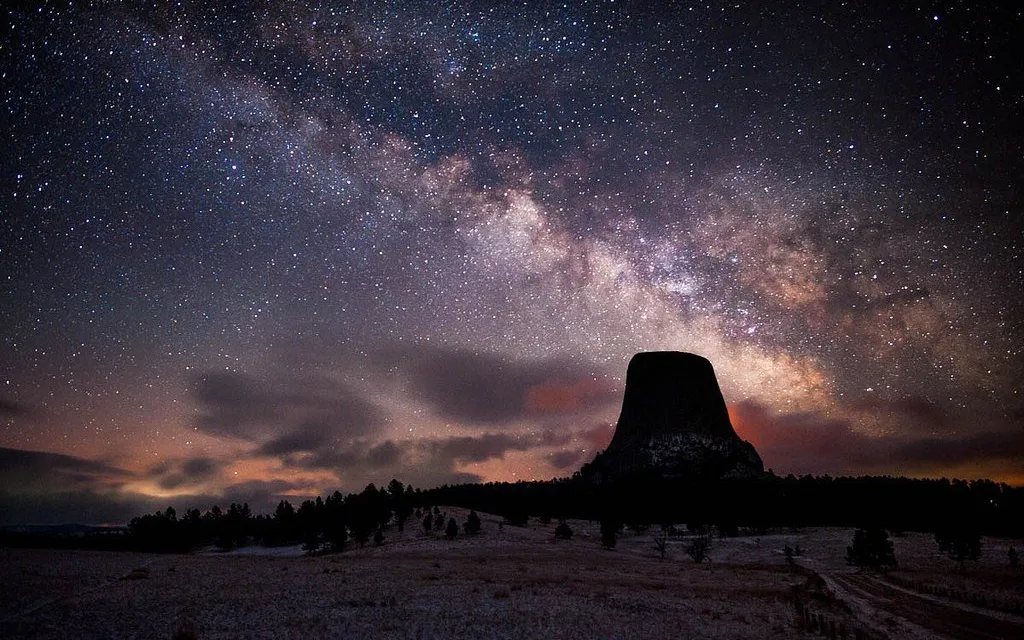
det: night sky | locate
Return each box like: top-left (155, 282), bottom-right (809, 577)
top-left (2, 2), bottom-right (1022, 525)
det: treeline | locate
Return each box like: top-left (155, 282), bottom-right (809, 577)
top-left (419, 473), bottom-right (1024, 537)
top-left (110, 473), bottom-right (1024, 551)
top-left (3, 473), bottom-right (1021, 553)
top-left (123, 479), bottom-right (416, 552)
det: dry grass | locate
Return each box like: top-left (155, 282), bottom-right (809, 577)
top-left (7, 519), bottom-right (1015, 639)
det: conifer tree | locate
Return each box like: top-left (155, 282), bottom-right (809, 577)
top-left (555, 520), bottom-right (573, 541)
top-left (846, 528), bottom-right (897, 570)
top-left (935, 525), bottom-right (981, 571)
top-left (600, 519), bottom-right (618, 549)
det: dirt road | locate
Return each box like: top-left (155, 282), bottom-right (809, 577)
top-left (833, 573), bottom-right (1024, 640)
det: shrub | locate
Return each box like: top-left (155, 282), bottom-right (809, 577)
top-left (503, 511), bottom-right (529, 527)
top-left (600, 519), bottom-right (618, 549)
top-left (686, 535), bottom-right (711, 563)
top-left (935, 524), bottom-right (981, 570)
top-left (172, 620), bottom-right (198, 640)
top-left (445, 517), bottom-right (459, 539)
top-left (652, 531), bottom-right (667, 559)
top-left (555, 520), bottom-right (573, 540)
top-left (846, 528), bottom-right (897, 571)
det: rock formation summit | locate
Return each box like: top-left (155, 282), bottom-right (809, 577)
top-left (583, 351), bottom-right (764, 481)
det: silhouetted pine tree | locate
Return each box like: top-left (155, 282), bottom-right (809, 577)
top-left (686, 534), bottom-right (711, 563)
top-left (351, 519), bottom-right (372, 547)
top-left (600, 519), bottom-right (617, 549)
top-left (846, 528), bottom-right (897, 570)
top-left (555, 520), bottom-right (573, 540)
top-left (422, 512), bottom-right (433, 533)
top-left (503, 510), bottom-right (529, 527)
top-left (464, 510), bottom-right (482, 534)
top-left (935, 524), bottom-right (981, 570)
top-left (324, 492), bottom-right (348, 552)
top-left (445, 517), bottom-right (459, 539)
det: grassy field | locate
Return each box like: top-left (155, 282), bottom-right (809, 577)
top-left (1, 511), bottom-right (1020, 639)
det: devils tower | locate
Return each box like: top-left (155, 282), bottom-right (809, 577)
top-left (582, 352), bottom-right (764, 481)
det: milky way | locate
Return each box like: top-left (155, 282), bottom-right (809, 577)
top-left (1, 2), bottom-right (1022, 524)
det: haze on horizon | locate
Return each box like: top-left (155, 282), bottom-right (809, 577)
top-left (1, 2), bottom-right (1022, 525)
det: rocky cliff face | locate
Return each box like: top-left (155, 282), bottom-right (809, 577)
top-left (583, 351), bottom-right (764, 481)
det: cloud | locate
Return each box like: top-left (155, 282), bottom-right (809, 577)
top-left (148, 456), bottom-right (221, 490)
top-left (578, 423), bottom-right (616, 450)
top-left (390, 345), bottom-right (614, 425)
top-left (255, 422), bottom-right (332, 457)
top-left (287, 432), bottom-right (539, 472)
top-left (0, 446), bottom-right (315, 525)
top-left (279, 429), bottom-right (567, 491)
top-left (894, 430), bottom-right (1024, 466)
top-left (0, 447), bottom-right (135, 494)
top-left (524, 379), bottom-right (615, 415)
top-left (0, 398), bottom-right (27, 417)
top-left (0, 447), bottom-right (147, 525)
top-left (548, 449), bottom-right (585, 470)
top-left (730, 401), bottom-right (892, 475)
top-left (731, 401), bottom-right (1024, 478)
top-left (851, 395), bottom-right (952, 433)
top-left (0, 489), bottom-right (157, 527)
top-left (423, 433), bottom-right (534, 464)
top-left (182, 457), bottom-right (217, 477)
top-left (218, 479), bottom-right (308, 511)
top-left (191, 370), bottom-right (383, 447)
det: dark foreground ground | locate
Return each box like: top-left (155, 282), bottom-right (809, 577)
top-left (1, 516), bottom-right (1021, 639)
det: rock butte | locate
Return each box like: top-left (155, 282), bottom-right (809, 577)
top-left (584, 351), bottom-right (764, 481)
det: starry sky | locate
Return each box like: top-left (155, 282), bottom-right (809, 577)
top-left (2, 1), bottom-right (1022, 525)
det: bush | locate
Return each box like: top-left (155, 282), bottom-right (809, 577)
top-left (600, 520), bottom-right (618, 549)
top-left (503, 511), bottom-right (529, 527)
top-left (652, 531), bottom-right (667, 559)
top-left (445, 517), bottom-right (459, 539)
top-left (686, 535), bottom-right (711, 563)
top-left (846, 528), bottom-right (897, 571)
top-left (555, 520), bottom-right (573, 540)
top-left (935, 524), bottom-right (981, 570)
